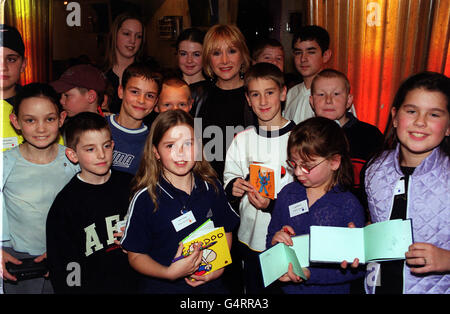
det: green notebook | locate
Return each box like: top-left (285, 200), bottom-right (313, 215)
top-left (259, 234), bottom-right (310, 287)
top-left (309, 219), bottom-right (413, 264)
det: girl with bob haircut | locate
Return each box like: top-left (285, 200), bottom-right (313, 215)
top-left (121, 110), bottom-right (239, 294)
top-left (266, 117), bottom-right (365, 294)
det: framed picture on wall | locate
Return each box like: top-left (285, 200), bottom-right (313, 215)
top-left (158, 16), bottom-right (183, 40)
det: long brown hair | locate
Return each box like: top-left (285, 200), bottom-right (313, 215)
top-left (131, 110), bottom-right (218, 210)
top-left (103, 12), bottom-right (146, 71)
top-left (287, 117), bottom-right (354, 191)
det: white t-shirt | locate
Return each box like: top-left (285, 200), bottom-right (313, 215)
top-left (223, 121), bottom-right (296, 251)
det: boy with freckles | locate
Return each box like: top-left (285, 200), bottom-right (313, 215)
top-left (224, 62), bottom-right (296, 293)
top-left (310, 69), bottom-right (383, 210)
top-left (106, 62), bottom-right (162, 174)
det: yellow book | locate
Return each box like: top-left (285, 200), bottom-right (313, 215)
top-left (181, 220), bottom-right (232, 276)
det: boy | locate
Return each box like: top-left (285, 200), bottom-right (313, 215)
top-left (106, 62), bottom-right (161, 175)
top-left (46, 112), bottom-right (137, 294)
top-left (283, 25), bottom-right (343, 125)
top-left (223, 63), bottom-right (296, 293)
top-left (50, 64), bottom-right (107, 118)
top-left (1, 24), bottom-right (26, 151)
top-left (155, 76), bottom-right (193, 113)
top-left (310, 69), bottom-right (383, 207)
top-left (252, 38), bottom-right (285, 72)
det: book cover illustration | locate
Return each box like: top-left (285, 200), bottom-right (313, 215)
top-left (249, 163), bottom-right (285, 200)
top-left (182, 220), bottom-right (232, 276)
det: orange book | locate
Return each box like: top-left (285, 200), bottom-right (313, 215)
top-left (249, 163), bottom-right (281, 200)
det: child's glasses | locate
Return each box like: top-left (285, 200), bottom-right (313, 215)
top-left (286, 158), bottom-right (327, 174)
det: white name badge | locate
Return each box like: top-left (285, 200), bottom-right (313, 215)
top-left (172, 210), bottom-right (196, 232)
top-left (3, 137), bottom-right (19, 150)
top-left (394, 179), bottom-right (405, 196)
top-left (289, 200), bottom-right (309, 218)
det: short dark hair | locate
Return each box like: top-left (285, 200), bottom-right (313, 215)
top-left (291, 25), bottom-right (330, 54)
top-left (13, 83), bottom-right (62, 115)
top-left (121, 62), bottom-right (163, 94)
top-left (64, 112), bottom-right (111, 149)
top-left (244, 62), bottom-right (285, 90)
top-left (176, 28), bottom-right (205, 50)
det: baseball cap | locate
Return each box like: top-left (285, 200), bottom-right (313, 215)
top-left (0, 24), bottom-right (25, 57)
top-left (50, 64), bottom-right (107, 93)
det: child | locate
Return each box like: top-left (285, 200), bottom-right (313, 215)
top-left (252, 38), bottom-right (285, 72)
top-left (50, 64), bottom-right (107, 118)
top-left (310, 69), bottom-right (384, 207)
top-left (1, 24), bottom-right (26, 151)
top-left (176, 28), bottom-right (206, 85)
top-left (1, 83), bottom-right (78, 293)
top-left (155, 77), bottom-right (193, 113)
top-left (223, 62), bottom-right (296, 293)
top-left (363, 72), bottom-right (450, 294)
top-left (45, 112), bottom-right (138, 294)
top-left (106, 62), bottom-right (161, 175)
top-left (282, 25), bottom-right (332, 124)
top-left (103, 12), bottom-right (146, 114)
top-left (282, 26), bottom-right (357, 124)
top-left (120, 110), bottom-right (239, 294)
top-left (266, 117), bottom-right (365, 294)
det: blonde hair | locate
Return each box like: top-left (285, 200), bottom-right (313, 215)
top-left (311, 69), bottom-right (351, 94)
top-left (202, 24), bottom-right (251, 79)
top-left (131, 110), bottom-right (218, 210)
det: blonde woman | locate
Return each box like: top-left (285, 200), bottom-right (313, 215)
top-left (193, 24), bottom-right (256, 181)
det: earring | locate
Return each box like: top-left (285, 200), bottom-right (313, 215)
top-left (239, 64), bottom-right (245, 80)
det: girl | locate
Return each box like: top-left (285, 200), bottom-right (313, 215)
top-left (176, 28), bottom-right (206, 85)
top-left (120, 110), bottom-right (239, 294)
top-left (266, 117), bottom-right (365, 294)
top-left (1, 83), bottom-right (79, 293)
top-left (103, 12), bottom-right (146, 114)
top-left (364, 72), bottom-right (450, 294)
top-left (194, 24), bottom-right (256, 180)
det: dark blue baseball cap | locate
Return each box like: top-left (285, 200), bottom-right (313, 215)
top-left (0, 24), bottom-right (25, 57)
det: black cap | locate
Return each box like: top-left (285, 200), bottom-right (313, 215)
top-left (0, 24), bottom-right (25, 57)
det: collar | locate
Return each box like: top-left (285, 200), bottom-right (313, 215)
top-left (254, 120), bottom-right (296, 138)
top-left (342, 112), bottom-right (357, 129)
top-left (156, 174), bottom-right (209, 200)
top-left (392, 144), bottom-right (444, 176)
top-left (109, 114), bottom-right (148, 134)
